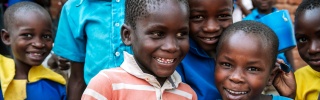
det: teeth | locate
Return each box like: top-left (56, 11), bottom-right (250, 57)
top-left (225, 89), bottom-right (248, 95)
top-left (156, 57), bottom-right (174, 64)
top-left (30, 53), bottom-right (42, 56)
top-left (204, 38), bottom-right (212, 40)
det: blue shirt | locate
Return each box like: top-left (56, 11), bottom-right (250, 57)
top-left (243, 7), bottom-right (291, 68)
top-left (53, 0), bottom-right (132, 84)
top-left (176, 39), bottom-right (222, 100)
top-left (8, 0), bottom-right (34, 6)
top-left (272, 95), bottom-right (292, 100)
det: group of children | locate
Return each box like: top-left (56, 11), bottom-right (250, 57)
top-left (0, 0), bottom-right (320, 100)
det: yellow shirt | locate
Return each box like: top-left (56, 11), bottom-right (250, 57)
top-left (294, 65), bottom-right (320, 100)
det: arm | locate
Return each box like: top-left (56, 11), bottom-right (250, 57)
top-left (67, 62), bottom-right (86, 100)
top-left (236, 0), bottom-right (252, 16)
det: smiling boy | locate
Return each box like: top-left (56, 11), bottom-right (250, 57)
top-left (81, 0), bottom-right (197, 99)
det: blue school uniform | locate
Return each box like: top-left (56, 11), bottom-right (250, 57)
top-left (176, 39), bottom-right (222, 100)
top-left (0, 55), bottom-right (66, 100)
top-left (53, 0), bottom-right (132, 84)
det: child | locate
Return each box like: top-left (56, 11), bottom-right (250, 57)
top-left (81, 0), bottom-right (197, 100)
top-left (243, 0), bottom-right (295, 71)
top-left (0, 1), bottom-right (66, 100)
top-left (175, 0), bottom-right (234, 99)
top-left (215, 20), bottom-right (292, 100)
top-left (294, 0), bottom-right (320, 99)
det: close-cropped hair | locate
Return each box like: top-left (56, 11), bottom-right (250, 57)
top-left (3, 1), bottom-right (50, 31)
top-left (295, 0), bottom-right (320, 21)
top-left (125, 0), bottom-right (189, 29)
top-left (217, 20), bottom-right (279, 65)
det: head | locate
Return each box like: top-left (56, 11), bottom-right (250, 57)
top-left (252, 0), bottom-right (276, 14)
top-left (188, 0), bottom-right (233, 57)
top-left (215, 21), bottom-right (279, 100)
top-left (121, 0), bottom-right (189, 83)
top-left (295, 0), bottom-right (320, 72)
top-left (1, 1), bottom-right (53, 67)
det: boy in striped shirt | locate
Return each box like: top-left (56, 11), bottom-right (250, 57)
top-left (81, 0), bottom-right (197, 100)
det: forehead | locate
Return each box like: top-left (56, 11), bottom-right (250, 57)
top-left (189, 0), bottom-right (233, 11)
top-left (295, 8), bottom-right (320, 34)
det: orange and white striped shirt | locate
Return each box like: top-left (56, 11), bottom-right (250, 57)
top-left (82, 52), bottom-right (197, 100)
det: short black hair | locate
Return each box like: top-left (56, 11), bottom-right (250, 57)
top-left (217, 21), bottom-right (279, 66)
top-left (125, 0), bottom-right (189, 29)
top-left (295, 0), bottom-right (320, 21)
top-left (3, 1), bottom-right (51, 31)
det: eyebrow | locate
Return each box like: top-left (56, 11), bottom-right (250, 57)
top-left (222, 54), bottom-right (262, 65)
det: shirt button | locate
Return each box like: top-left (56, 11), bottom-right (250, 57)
top-left (116, 0), bottom-right (120, 2)
top-left (115, 23), bottom-right (120, 27)
top-left (115, 52), bottom-right (120, 57)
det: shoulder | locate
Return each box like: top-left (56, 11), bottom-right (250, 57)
top-left (294, 65), bottom-right (311, 77)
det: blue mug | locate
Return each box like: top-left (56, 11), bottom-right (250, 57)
top-left (258, 10), bottom-right (296, 53)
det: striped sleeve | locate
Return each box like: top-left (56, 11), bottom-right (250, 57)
top-left (81, 70), bottom-right (113, 100)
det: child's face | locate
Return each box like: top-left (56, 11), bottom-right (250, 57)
top-left (1, 11), bottom-right (53, 67)
top-left (295, 8), bottom-right (320, 72)
top-left (215, 31), bottom-right (275, 100)
top-left (252, 0), bottom-right (275, 12)
top-left (124, 1), bottom-right (189, 78)
top-left (188, 0), bottom-right (233, 56)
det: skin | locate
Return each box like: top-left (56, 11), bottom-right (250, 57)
top-left (122, 0), bottom-right (189, 86)
top-left (215, 31), bottom-right (277, 100)
top-left (188, 0), bottom-right (233, 57)
top-left (295, 8), bottom-right (320, 72)
top-left (1, 10), bottom-right (53, 79)
top-left (252, 0), bottom-right (276, 14)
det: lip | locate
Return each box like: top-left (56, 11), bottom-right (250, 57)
top-left (308, 59), bottom-right (320, 67)
top-left (223, 87), bottom-right (249, 100)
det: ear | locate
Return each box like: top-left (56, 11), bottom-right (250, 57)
top-left (1, 29), bottom-right (11, 45)
top-left (267, 66), bottom-right (279, 86)
top-left (121, 24), bottom-right (133, 46)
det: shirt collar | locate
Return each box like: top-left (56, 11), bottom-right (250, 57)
top-left (120, 52), bottom-right (181, 89)
top-left (189, 39), bottom-right (211, 58)
top-left (252, 7), bottom-right (278, 19)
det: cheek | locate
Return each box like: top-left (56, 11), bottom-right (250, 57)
top-left (297, 44), bottom-right (308, 58)
top-left (215, 67), bottom-right (228, 84)
top-left (189, 22), bottom-right (201, 34)
top-left (221, 21), bottom-right (233, 29)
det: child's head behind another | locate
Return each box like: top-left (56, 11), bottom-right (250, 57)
top-left (295, 0), bottom-right (320, 72)
top-left (121, 0), bottom-right (189, 86)
top-left (1, 2), bottom-right (53, 68)
top-left (215, 21), bottom-right (279, 100)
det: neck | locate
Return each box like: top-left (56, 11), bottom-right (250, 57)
top-left (258, 9), bottom-right (273, 15)
top-left (157, 77), bottom-right (167, 86)
top-left (14, 59), bottom-right (32, 79)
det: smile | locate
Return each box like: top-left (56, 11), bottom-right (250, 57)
top-left (225, 88), bottom-right (248, 95)
top-left (155, 57), bottom-right (175, 64)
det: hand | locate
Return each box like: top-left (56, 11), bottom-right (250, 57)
top-left (47, 54), bottom-right (71, 70)
top-left (273, 59), bottom-right (296, 99)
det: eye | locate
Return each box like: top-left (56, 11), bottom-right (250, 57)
top-left (247, 67), bottom-right (260, 72)
top-left (150, 31), bottom-right (164, 39)
top-left (297, 37), bottom-right (308, 43)
top-left (218, 14), bottom-right (232, 20)
top-left (43, 34), bottom-right (52, 39)
top-left (21, 33), bottom-right (33, 39)
top-left (190, 15), bottom-right (204, 21)
top-left (176, 32), bottom-right (188, 39)
top-left (221, 62), bottom-right (232, 69)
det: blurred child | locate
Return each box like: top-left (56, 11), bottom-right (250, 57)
top-left (215, 20), bottom-right (292, 100)
top-left (243, 0), bottom-right (295, 71)
top-left (0, 2), bottom-right (66, 100)
top-left (294, 0), bottom-right (320, 99)
top-left (81, 0), bottom-right (197, 99)
top-left (175, 0), bottom-right (233, 99)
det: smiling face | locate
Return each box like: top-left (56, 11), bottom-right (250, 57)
top-left (295, 8), bottom-right (320, 72)
top-left (252, 0), bottom-right (275, 14)
top-left (122, 1), bottom-right (189, 80)
top-left (188, 0), bottom-right (233, 57)
top-left (215, 31), bottom-right (275, 100)
top-left (1, 10), bottom-right (53, 67)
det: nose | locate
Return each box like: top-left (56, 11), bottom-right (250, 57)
top-left (161, 36), bottom-right (179, 53)
top-left (31, 37), bottom-right (45, 48)
top-left (202, 19), bottom-right (221, 33)
top-left (228, 69), bottom-right (245, 84)
top-left (308, 40), bottom-right (320, 55)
